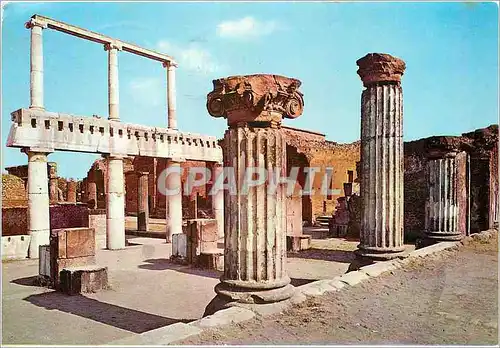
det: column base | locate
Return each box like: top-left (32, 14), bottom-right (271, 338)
top-left (205, 281), bottom-right (295, 316)
top-left (28, 229), bottom-right (50, 259)
top-left (212, 276), bottom-right (295, 304)
top-left (355, 245), bottom-right (408, 261)
top-left (424, 231), bottom-right (464, 242)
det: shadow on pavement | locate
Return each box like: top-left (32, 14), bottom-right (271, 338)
top-left (290, 278), bottom-right (317, 287)
top-left (287, 249), bottom-right (355, 263)
top-left (138, 258), bottom-right (221, 279)
top-left (24, 292), bottom-right (193, 333)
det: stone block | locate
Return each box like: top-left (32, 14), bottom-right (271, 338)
top-left (287, 235), bottom-right (311, 252)
top-left (185, 219), bottom-right (218, 264)
top-left (197, 252), bottom-right (223, 271)
top-left (192, 307), bottom-right (255, 328)
top-left (49, 227), bottom-right (97, 288)
top-left (172, 233), bottom-right (187, 258)
top-left (59, 265), bottom-right (108, 295)
top-left (1, 235), bottom-right (30, 260)
top-left (108, 322), bottom-right (202, 345)
top-left (338, 270), bottom-right (370, 286)
top-left (39, 245), bottom-right (50, 277)
top-left (51, 227), bottom-right (95, 259)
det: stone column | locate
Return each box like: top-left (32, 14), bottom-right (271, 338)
top-left (137, 171), bottom-right (149, 231)
top-left (67, 180), bottom-right (77, 203)
top-left (105, 42), bottom-right (121, 121)
top-left (25, 150), bottom-right (51, 258)
top-left (166, 159), bottom-right (183, 243)
top-left (25, 17), bottom-right (46, 110)
top-left (106, 156), bottom-right (125, 249)
top-left (356, 53), bottom-right (407, 261)
top-left (164, 61), bottom-right (178, 130)
top-left (87, 180), bottom-right (97, 209)
top-left (211, 162), bottom-right (224, 239)
top-left (205, 74), bottom-right (304, 313)
top-left (48, 163), bottom-right (58, 202)
top-left (425, 146), bottom-right (464, 242)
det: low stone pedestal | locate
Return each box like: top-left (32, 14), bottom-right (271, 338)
top-left (50, 227), bottom-right (96, 289)
top-left (287, 235), bottom-right (311, 252)
top-left (186, 219), bottom-right (219, 266)
top-left (59, 266), bottom-right (108, 295)
top-left (198, 252), bottom-right (224, 271)
top-left (172, 233), bottom-right (187, 260)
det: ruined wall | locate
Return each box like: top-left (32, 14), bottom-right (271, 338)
top-left (2, 203), bottom-right (89, 236)
top-left (283, 126), bottom-right (360, 222)
top-left (404, 140), bottom-right (428, 241)
top-left (2, 174), bottom-right (27, 207)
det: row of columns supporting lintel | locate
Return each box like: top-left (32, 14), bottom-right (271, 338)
top-left (25, 22), bottom-right (178, 129)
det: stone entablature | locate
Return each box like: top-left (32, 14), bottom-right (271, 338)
top-left (7, 108), bottom-right (223, 162)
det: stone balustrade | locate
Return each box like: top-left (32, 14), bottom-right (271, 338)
top-left (7, 108), bottom-right (222, 162)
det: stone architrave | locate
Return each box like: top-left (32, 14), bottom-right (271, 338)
top-left (205, 74), bottom-right (304, 313)
top-left (356, 53), bottom-right (407, 261)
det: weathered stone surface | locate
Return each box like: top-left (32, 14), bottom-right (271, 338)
top-left (109, 323), bottom-right (202, 345)
top-left (207, 74), bottom-right (302, 313)
top-left (425, 149), bottom-right (466, 242)
top-left (137, 171), bottom-right (149, 231)
top-left (59, 265), bottom-right (108, 295)
top-left (357, 53), bottom-right (406, 87)
top-left (67, 180), bottom-right (77, 203)
top-left (192, 307), bottom-right (255, 328)
top-left (298, 279), bottom-right (338, 296)
top-left (338, 270), bottom-right (370, 286)
top-left (356, 53), bottom-right (406, 261)
top-left (207, 74), bottom-right (304, 126)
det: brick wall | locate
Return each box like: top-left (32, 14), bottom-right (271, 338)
top-left (2, 203), bottom-right (89, 236)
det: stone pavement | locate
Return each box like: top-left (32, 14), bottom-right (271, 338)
top-left (177, 232), bottom-right (498, 345)
top-left (2, 235), bottom-right (371, 345)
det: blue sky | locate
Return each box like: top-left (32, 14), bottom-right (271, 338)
top-left (1, 1), bottom-right (498, 179)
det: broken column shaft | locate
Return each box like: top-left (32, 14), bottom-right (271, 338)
top-left (137, 171), bottom-right (149, 232)
top-left (205, 74), bottom-right (304, 311)
top-left (425, 141), bottom-right (465, 242)
top-left (356, 53), bottom-right (407, 261)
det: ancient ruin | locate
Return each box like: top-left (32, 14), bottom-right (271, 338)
top-left (356, 53), bottom-right (407, 261)
top-left (1, 9), bottom-right (498, 346)
top-left (205, 74), bottom-right (304, 311)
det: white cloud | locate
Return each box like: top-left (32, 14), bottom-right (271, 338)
top-left (156, 41), bottom-right (221, 75)
top-left (216, 17), bottom-right (279, 39)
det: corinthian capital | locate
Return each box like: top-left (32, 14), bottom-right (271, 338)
top-left (207, 74), bottom-right (304, 126)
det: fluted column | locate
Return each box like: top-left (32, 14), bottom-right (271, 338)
top-left (25, 150), bottom-right (51, 258)
top-left (205, 74), bottom-right (304, 312)
top-left (25, 17), bottom-right (47, 110)
top-left (166, 159), bottom-right (183, 243)
top-left (106, 156), bottom-right (125, 250)
top-left (137, 171), bottom-right (149, 232)
top-left (425, 149), bottom-right (463, 241)
top-left (356, 53), bottom-right (407, 261)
